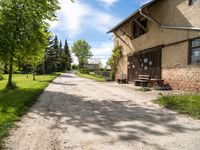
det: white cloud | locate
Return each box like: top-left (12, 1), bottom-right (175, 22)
top-left (50, 0), bottom-right (90, 38)
top-left (89, 12), bottom-right (119, 33)
top-left (91, 41), bottom-right (114, 66)
top-left (92, 42), bottom-right (113, 56)
top-left (138, 0), bottom-right (152, 6)
top-left (97, 0), bottom-right (119, 6)
top-left (49, 0), bottom-right (120, 39)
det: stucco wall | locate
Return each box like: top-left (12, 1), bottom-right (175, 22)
top-left (162, 42), bottom-right (189, 68)
top-left (113, 0), bottom-right (200, 91)
top-left (114, 0), bottom-right (200, 54)
top-left (116, 55), bottom-right (127, 78)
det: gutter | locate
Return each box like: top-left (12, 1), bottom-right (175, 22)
top-left (139, 8), bottom-right (200, 31)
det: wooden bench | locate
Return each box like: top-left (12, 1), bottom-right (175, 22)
top-left (134, 75), bottom-right (150, 87)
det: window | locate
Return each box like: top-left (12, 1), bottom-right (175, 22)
top-left (132, 17), bottom-right (147, 39)
top-left (189, 0), bottom-right (198, 5)
top-left (189, 38), bottom-right (200, 64)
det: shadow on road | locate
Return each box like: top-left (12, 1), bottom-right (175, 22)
top-left (31, 88), bottom-right (199, 149)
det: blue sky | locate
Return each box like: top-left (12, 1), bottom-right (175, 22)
top-left (50, 0), bottom-right (150, 65)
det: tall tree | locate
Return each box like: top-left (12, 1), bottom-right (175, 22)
top-left (64, 39), bottom-right (72, 70)
top-left (45, 35), bottom-right (66, 73)
top-left (45, 36), bottom-right (57, 73)
top-left (71, 40), bottom-right (92, 68)
top-left (0, 0), bottom-right (60, 89)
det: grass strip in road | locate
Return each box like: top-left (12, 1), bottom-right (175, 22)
top-left (154, 94), bottom-right (200, 119)
top-left (0, 73), bottom-right (61, 147)
top-left (75, 71), bottom-right (106, 82)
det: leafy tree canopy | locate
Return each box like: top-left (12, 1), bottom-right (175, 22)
top-left (71, 40), bottom-right (92, 68)
top-left (0, 0), bottom-right (60, 88)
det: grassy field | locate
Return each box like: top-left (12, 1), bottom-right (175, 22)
top-left (75, 71), bottom-right (106, 82)
top-left (154, 94), bottom-right (200, 119)
top-left (0, 73), bottom-right (61, 146)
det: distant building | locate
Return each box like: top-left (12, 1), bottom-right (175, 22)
top-left (83, 64), bottom-right (99, 70)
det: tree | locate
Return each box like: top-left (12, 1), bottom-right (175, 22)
top-left (71, 40), bottom-right (92, 68)
top-left (30, 51), bottom-right (45, 81)
top-left (45, 35), bottom-right (63, 73)
top-left (0, 0), bottom-right (60, 89)
top-left (29, 35), bottom-right (48, 80)
top-left (107, 46), bottom-right (122, 79)
top-left (64, 39), bottom-right (72, 70)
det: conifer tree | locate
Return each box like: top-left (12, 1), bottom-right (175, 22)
top-left (64, 40), bottom-right (72, 70)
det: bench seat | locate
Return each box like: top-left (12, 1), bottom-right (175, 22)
top-left (134, 75), bottom-right (150, 87)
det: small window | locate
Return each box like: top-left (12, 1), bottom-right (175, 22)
top-left (189, 0), bottom-right (198, 5)
top-left (132, 17), bottom-right (147, 39)
top-left (189, 38), bottom-right (200, 64)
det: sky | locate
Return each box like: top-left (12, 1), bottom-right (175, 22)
top-left (50, 0), bottom-right (151, 66)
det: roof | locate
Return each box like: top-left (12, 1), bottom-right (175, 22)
top-left (107, 0), bottom-right (159, 33)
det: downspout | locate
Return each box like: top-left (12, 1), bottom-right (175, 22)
top-left (139, 8), bottom-right (200, 31)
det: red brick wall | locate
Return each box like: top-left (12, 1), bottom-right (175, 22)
top-left (162, 66), bottom-right (200, 92)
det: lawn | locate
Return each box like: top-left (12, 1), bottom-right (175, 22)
top-left (75, 71), bottom-right (106, 82)
top-left (154, 94), bottom-right (200, 119)
top-left (0, 73), bottom-right (61, 147)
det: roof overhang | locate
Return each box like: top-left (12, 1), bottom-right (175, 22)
top-left (107, 0), bottom-right (159, 33)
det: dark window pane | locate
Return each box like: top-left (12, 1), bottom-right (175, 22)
top-left (191, 47), bottom-right (200, 64)
top-left (133, 22), bottom-right (141, 38)
top-left (192, 0), bottom-right (198, 4)
top-left (132, 18), bottom-right (147, 39)
top-left (192, 38), bottom-right (200, 47)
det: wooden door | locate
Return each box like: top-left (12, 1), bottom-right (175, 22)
top-left (128, 46), bottom-right (162, 82)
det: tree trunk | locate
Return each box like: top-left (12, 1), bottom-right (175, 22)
top-left (4, 64), bottom-right (8, 74)
top-left (7, 57), bottom-right (14, 89)
top-left (33, 72), bottom-right (36, 81)
top-left (32, 65), bottom-right (36, 81)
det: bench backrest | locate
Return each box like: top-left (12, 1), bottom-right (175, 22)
top-left (138, 75), bottom-right (150, 80)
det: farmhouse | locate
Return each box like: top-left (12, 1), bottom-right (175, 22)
top-left (108, 0), bottom-right (200, 91)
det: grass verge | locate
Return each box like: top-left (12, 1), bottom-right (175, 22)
top-left (75, 71), bottom-right (106, 82)
top-left (154, 94), bottom-right (200, 119)
top-left (0, 73), bottom-right (61, 147)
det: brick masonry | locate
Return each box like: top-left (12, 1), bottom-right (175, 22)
top-left (162, 66), bottom-right (200, 92)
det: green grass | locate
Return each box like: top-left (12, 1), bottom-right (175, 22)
top-left (75, 71), bottom-right (106, 82)
top-left (0, 73), bottom-right (61, 147)
top-left (154, 94), bottom-right (200, 119)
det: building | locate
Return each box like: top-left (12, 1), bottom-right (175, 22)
top-left (108, 0), bottom-right (200, 91)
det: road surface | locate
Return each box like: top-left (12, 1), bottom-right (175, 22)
top-left (5, 73), bottom-right (200, 150)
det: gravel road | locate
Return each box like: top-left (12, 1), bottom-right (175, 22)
top-left (4, 73), bottom-right (200, 150)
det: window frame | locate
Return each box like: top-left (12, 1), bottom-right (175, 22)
top-left (189, 0), bottom-right (198, 5)
top-left (132, 17), bottom-right (148, 39)
top-left (188, 37), bottom-right (200, 65)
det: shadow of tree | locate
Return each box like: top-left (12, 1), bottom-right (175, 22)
top-left (58, 74), bottom-right (77, 79)
top-left (51, 81), bottom-right (77, 86)
top-left (31, 90), bottom-right (199, 148)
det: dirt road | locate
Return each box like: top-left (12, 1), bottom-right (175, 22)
top-left (4, 73), bottom-right (200, 150)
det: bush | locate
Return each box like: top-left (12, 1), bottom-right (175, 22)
top-left (13, 70), bottom-right (22, 74)
top-left (71, 64), bottom-right (78, 70)
top-left (0, 73), bottom-right (3, 80)
top-left (79, 68), bottom-right (90, 74)
top-left (0, 68), bottom-right (3, 80)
